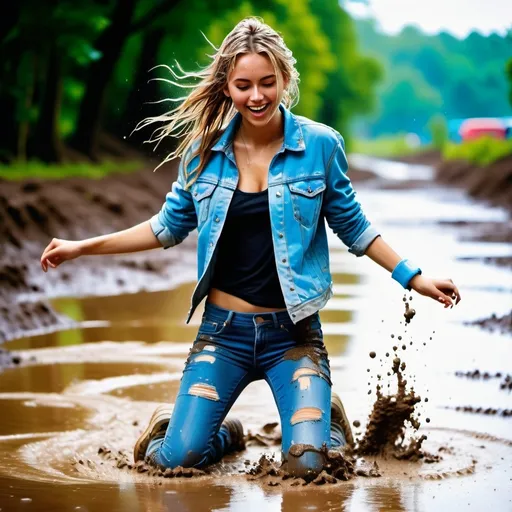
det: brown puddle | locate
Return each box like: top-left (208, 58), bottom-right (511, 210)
top-left (1, 208), bottom-right (512, 510)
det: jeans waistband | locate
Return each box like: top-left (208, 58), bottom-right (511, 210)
top-left (203, 302), bottom-right (294, 328)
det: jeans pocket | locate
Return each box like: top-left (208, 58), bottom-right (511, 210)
top-left (198, 318), bottom-right (228, 337)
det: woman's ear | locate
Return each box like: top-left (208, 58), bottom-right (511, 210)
top-left (223, 85), bottom-right (231, 98)
top-left (283, 73), bottom-right (290, 91)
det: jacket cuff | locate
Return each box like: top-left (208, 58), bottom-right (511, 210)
top-left (149, 214), bottom-right (179, 249)
top-left (348, 226), bottom-right (380, 256)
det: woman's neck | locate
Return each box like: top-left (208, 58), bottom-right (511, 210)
top-left (239, 109), bottom-right (284, 147)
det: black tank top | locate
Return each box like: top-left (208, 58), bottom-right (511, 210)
top-left (210, 188), bottom-right (286, 308)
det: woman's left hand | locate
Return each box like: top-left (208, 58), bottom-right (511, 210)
top-left (408, 275), bottom-right (461, 308)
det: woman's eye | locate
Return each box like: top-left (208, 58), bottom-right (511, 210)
top-left (237, 86), bottom-right (249, 91)
top-left (262, 82), bottom-right (275, 87)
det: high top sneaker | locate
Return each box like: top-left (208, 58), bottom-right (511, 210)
top-left (133, 404), bottom-right (172, 462)
top-left (221, 418), bottom-right (246, 452)
top-left (331, 392), bottom-right (354, 447)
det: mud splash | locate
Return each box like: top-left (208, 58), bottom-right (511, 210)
top-left (403, 295), bottom-right (416, 324)
top-left (356, 352), bottom-right (429, 460)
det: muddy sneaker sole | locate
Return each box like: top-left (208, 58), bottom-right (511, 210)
top-left (331, 392), bottom-right (354, 447)
top-left (133, 404), bottom-right (173, 462)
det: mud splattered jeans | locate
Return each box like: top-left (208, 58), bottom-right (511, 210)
top-left (146, 302), bottom-right (346, 478)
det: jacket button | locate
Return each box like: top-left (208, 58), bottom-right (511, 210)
top-left (278, 233), bottom-right (283, 238)
top-left (194, 192), bottom-right (198, 196)
top-left (215, 217), bottom-right (220, 223)
top-left (290, 287), bottom-right (295, 292)
top-left (307, 186), bottom-right (312, 193)
top-left (276, 191), bottom-right (282, 198)
top-left (282, 258), bottom-right (286, 263)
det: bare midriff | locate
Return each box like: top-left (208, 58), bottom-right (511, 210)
top-left (207, 288), bottom-right (287, 313)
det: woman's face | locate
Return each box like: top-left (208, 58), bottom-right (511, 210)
top-left (224, 52), bottom-right (285, 128)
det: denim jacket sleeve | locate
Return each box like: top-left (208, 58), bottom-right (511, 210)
top-left (149, 158), bottom-right (198, 249)
top-left (322, 132), bottom-right (380, 256)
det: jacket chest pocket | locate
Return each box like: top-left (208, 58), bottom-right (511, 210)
top-left (288, 178), bottom-right (326, 228)
top-left (192, 182), bottom-right (217, 226)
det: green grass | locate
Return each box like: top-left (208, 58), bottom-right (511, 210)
top-left (0, 159), bottom-right (144, 181)
top-left (442, 137), bottom-right (512, 166)
top-left (351, 135), bottom-right (430, 158)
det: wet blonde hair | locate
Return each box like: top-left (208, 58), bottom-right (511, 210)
top-left (136, 17), bottom-right (300, 188)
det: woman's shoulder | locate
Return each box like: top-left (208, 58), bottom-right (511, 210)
top-left (293, 114), bottom-right (344, 148)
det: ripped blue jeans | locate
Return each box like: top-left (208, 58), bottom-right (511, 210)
top-left (146, 302), bottom-right (346, 478)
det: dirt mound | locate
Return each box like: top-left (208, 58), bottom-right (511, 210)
top-left (436, 156), bottom-right (512, 213)
top-left (0, 161), bottom-right (199, 345)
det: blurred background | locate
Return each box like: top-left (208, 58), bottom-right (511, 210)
top-left (1, 0), bottom-right (511, 177)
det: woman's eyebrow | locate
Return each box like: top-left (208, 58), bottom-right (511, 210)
top-left (233, 74), bottom-right (276, 82)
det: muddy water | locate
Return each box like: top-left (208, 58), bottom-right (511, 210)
top-left (1, 178), bottom-right (512, 510)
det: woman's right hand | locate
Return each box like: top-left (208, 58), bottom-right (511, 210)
top-left (40, 238), bottom-right (83, 272)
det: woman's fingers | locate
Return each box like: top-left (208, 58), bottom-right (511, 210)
top-left (41, 239), bottom-right (58, 271)
top-left (41, 247), bottom-right (61, 271)
top-left (433, 281), bottom-right (456, 308)
top-left (413, 276), bottom-right (461, 308)
top-left (437, 279), bottom-right (462, 306)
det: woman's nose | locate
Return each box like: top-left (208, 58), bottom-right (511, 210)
top-left (250, 86), bottom-right (264, 102)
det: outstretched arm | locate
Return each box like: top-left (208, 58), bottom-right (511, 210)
top-left (323, 132), bottom-right (461, 308)
top-left (40, 221), bottom-right (160, 272)
top-left (41, 155), bottom-right (198, 272)
top-left (364, 235), bottom-right (461, 308)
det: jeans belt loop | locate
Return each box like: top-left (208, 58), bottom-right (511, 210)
top-left (225, 310), bottom-right (234, 327)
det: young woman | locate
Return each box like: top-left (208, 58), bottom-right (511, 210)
top-left (40, 18), bottom-right (460, 480)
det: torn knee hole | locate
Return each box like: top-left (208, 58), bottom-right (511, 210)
top-left (194, 355), bottom-right (216, 364)
top-left (188, 383), bottom-right (219, 401)
top-left (290, 407), bottom-right (322, 425)
top-left (292, 367), bottom-right (321, 390)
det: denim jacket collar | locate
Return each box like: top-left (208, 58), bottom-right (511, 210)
top-left (211, 104), bottom-right (306, 154)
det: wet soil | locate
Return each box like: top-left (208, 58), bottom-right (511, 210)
top-left (464, 312), bottom-right (512, 335)
top-left (0, 161), bottom-right (202, 347)
top-left (436, 155), bottom-right (512, 213)
top-left (1, 156), bottom-right (511, 509)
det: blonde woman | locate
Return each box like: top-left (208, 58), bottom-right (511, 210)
top-left (40, 18), bottom-right (460, 480)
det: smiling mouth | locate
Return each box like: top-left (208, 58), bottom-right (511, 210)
top-left (247, 104), bottom-right (270, 113)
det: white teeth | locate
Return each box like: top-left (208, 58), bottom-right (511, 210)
top-left (249, 105), bottom-right (267, 111)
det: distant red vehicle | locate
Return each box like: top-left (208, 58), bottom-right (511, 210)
top-left (459, 118), bottom-right (507, 140)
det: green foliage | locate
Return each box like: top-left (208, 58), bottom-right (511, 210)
top-left (310, 0), bottom-right (382, 139)
top-left (428, 114), bottom-right (449, 150)
top-left (506, 58), bottom-right (512, 107)
top-left (353, 20), bottom-right (512, 137)
top-left (2, 0), bottom-right (381, 172)
top-left (352, 134), bottom-right (428, 158)
top-left (0, 159), bottom-right (143, 181)
top-left (443, 137), bottom-right (512, 166)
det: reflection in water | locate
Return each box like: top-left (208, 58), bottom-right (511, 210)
top-left (364, 484), bottom-right (405, 512)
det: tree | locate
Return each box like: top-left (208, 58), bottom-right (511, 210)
top-left (69, 0), bottom-right (182, 159)
top-left (310, 0), bottom-right (382, 140)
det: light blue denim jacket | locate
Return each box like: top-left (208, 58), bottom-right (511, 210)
top-left (150, 106), bottom-right (380, 323)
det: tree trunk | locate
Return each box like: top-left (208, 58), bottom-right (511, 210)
top-left (118, 28), bottom-right (165, 150)
top-left (30, 45), bottom-right (63, 163)
top-left (69, 0), bottom-right (137, 158)
top-left (0, 94), bottom-right (18, 163)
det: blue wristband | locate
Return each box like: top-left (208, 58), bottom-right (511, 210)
top-left (391, 259), bottom-right (422, 290)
